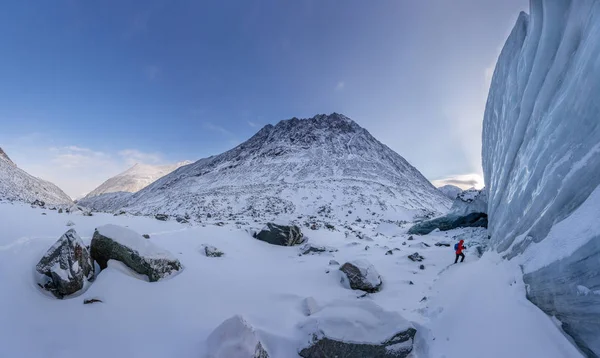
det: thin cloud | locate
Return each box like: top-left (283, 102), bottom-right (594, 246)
top-left (431, 173), bottom-right (484, 190)
top-left (203, 122), bottom-right (235, 137)
top-left (247, 121), bottom-right (257, 127)
top-left (118, 149), bottom-right (163, 166)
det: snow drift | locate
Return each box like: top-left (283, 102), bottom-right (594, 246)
top-left (483, 0), bottom-right (600, 355)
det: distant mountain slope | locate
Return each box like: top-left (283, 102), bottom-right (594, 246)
top-left (437, 185), bottom-right (463, 200)
top-left (89, 113), bottom-right (451, 221)
top-left (0, 147), bottom-right (72, 205)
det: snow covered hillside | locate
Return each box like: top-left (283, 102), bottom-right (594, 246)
top-left (0, 202), bottom-right (583, 358)
top-left (86, 113), bottom-right (451, 222)
top-left (79, 161), bottom-right (191, 209)
top-left (437, 185), bottom-right (462, 200)
top-left (483, 0), bottom-right (600, 355)
top-left (0, 146), bottom-right (72, 205)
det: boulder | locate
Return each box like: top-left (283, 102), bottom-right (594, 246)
top-left (300, 243), bottom-right (337, 255)
top-left (155, 214), bottom-right (169, 221)
top-left (66, 220), bottom-right (75, 227)
top-left (36, 229), bottom-right (94, 298)
top-left (206, 315), bottom-right (270, 358)
top-left (408, 253), bottom-right (424, 262)
top-left (203, 245), bottom-right (224, 257)
top-left (435, 241), bottom-right (451, 247)
top-left (385, 250), bottom-right (393, 255)
top-left (58, 208), bottom-right (63, 214)
top-left (339, 260), bottom-right (382, 293)
top-left (176, 216), bottom-right (189, 224)
top-left (298, 300), bottom-right (416, 358)
top-left (32, 199), bottom-right (45, 207)
top-left (90, 224), bottom-right (183, 282)
top-left (253, 223), bottom-right (305, 246)
top-left (142, 234), bottom-right (150, 239)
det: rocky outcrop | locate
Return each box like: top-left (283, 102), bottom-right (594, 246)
top-left (202, 245), bottom-right (224, 257)
top-left (36, 229), bottom-right (94, 298)
top-left (90, 224), bottom-right (182, 282)
top-left (339, 260), bottom-right (382, 293)
top-left (206, 315), bottom-right (270, 358)
top-left (299, 243), bottom-right (337, 255)
top-left (253, 223), bottom-right (306, 246)
top-left (298, 300), bottom-right (416, 358)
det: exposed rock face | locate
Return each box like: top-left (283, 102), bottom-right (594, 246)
top-left (339, 260), bottom-right (382, 293)
top-left (36, 229), bottom-right (94, 298)
top-left (298, 300), bottom-right (416, 358)
top-left (90, 224), bottom-right (182, 282)
top-left (407, 253), bottom-right (424, 262)
top-left (482, 1), bottom-right (600, 355)
top-left (253, 223), bottom-right (305, 246)
top-left (206, 315), bottom-right (270, 358)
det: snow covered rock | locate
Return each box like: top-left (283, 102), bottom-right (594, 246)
top-left (299, 243), bottom-right (337, 255)
top-left (339, 260), bottom-right (382, 293)
top-left (298, 300), bottom-right (416, 358)
top-left (0, 146), bottom-right (72, 205)
top-left (66, 220), bottom-right (75, 227)
top-left (202, 245), bottom-right (224, 258)
top-left (482, 1), bottom-right (600, 354)
top-left (253, 223), bottom-right (305, 246)
top-left (437, 184), bottom-right (463, 200)
top-left (90, 224), bottom-right (182, 282)
top-left (154, 214), bottom-right (169, 221)
top-left (205, 315), bottom-right (270, 358)
top-left (35, 229), bottom-right (94, 298)
top-left (407, 253), bottom-right (424, 262)
top-left (302, 297), bottom-right (320, 316)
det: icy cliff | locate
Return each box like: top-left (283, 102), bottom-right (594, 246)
top-left (482, 0), bottom-right (600, 355)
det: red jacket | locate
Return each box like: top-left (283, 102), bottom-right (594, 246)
top-left (456, 240), bottom-right (465, 255)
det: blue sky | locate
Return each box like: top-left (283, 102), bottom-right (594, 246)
top-left (0, 0), bottom-right (527, 198)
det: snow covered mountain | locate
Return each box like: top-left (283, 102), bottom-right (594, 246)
top-left (0, 147), bottom-right (72, 205)
top-left (79, 161), bottom-right (191, 207)
top-left (437, 184), bottom-right (462, 200)
top-left (88, 113), bottom-right (451, 221)
top-left (483, 1), bottom-right (600, 355)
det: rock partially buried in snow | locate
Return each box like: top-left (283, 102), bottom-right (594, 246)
top-left (66, 220), bottom-right (75, 226)
top-left (329, 260), bottom-right (340, 266)
top-left (154, 214), bottom-right (169, 221)
top-left (339, 260), bottom-right (382, 293)
top-left (299, 243), bottom-right (337, 255)
top-left (202, 244), bottom-right (224, 257)
top-left (206, 315), bottom-right (270, 358)
top-left (298, 300), bottom-right (416, 358)
top-left (408, 252), bottom-right (424, 262)
top-left (302, 297), bottom-right (321, 316)
top-left (253, 223), bottom-right (305, 246)
top-left (90, 224), bottom-right (183, 282)
top-left (36, 229), bottom-right (94, 298)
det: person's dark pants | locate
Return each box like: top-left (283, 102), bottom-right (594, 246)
top-left (455, 253), bottom-right (465, 263)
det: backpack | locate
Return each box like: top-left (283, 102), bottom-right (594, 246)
top-left (454, 243), bottom-right (459, 251)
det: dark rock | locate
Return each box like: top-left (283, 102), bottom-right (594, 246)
top-left (58, 208), bottom-right (63, 214)
top-left (325, 224), bottom-right (335, 231)
top-left (154, 214), bottom-right (169, 221)
top-left (408, 252), bottom-right (424, 262)
top-left (142, 234), bottom-right (150, 239)
top-left (203, 245), bottom-right (224, 257)
top-left (91, 225), bottom-right (183, 282)
top-left (84, 298), bottom-right (103, 304)
top-left (253, 223), bottom-right (305, 246)
top-left (364, 245), bottom-right (370, 251)
top-left (407, 236), bottom-right (414, 241)
top-left (420, 296), bottom-right (427, 302)
top-left (36, 229), bottom-right (94, 298)
top-left (408, 212), bottom-right (488, 235)
top-left (32, 199), bottom-right (45, 207)
top-left (176, 216), bottom-right (189, 224)
top-left (206, 213), bottom-right (212, 218)
top-left (435, 242), bottom-right (451, 247)
top-left (409, 281), bottom-right (414, 285)
top-left (216, 222), bottom-right (225, 227)
top-left (339, 260), bottom-right (382, 293)
top-left (419, 265), bottom-right (425, 270)
top-left (300, 244), bottom-right (337, 255)
top-left (41, 213), bottom-right (46, 215)
top-left (385, 250), bottom-right (393, 255)
top-left (114, 211), bottom-right (126, 216)
top-left (422, 242), bottom-right (430, 247)
top-left (402, 242), bottom-right (407, 246)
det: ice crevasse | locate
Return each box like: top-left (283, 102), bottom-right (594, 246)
top-left (483, 0), bottom-right (600, 356)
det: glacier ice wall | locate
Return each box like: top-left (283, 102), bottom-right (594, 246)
top-left (482, 0), bottom-right (600, 355)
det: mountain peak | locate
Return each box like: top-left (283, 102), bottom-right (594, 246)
top-left (0, 147), bottom-right (16, 166)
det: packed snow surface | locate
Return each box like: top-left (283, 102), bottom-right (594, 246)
top-left (0, 202), bottom-right (582, 357)
top-left (0, 146), bottom-right (72, 205)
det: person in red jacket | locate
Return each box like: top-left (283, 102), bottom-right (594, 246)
top-left (454, 239), bottom-right (465, 264)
